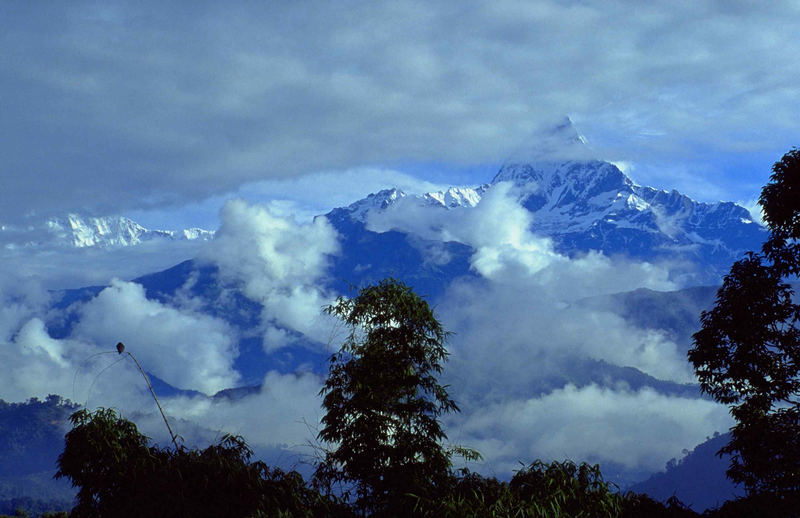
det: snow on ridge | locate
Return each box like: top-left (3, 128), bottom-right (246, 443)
top-left (334, 185), bottom-right (487, 223)
top-left (335, 156), bottom-right (758, 241)
top-left (3, 213), bottom-right (215, 250)
top-left (341, 188), bottom-right (408, 221)
top-left (422, 185), bottom-right (486, 209)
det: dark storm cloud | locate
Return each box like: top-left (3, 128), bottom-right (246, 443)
top-left (2, 0), bottom-right (799, 222)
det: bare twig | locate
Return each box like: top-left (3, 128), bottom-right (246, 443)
top-left (117, 342), bottom-right (180, 450)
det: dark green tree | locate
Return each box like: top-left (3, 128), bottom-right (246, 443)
top-left (315, 278), bottom-right (474, 516)
top-left (688, 148), bottom-right (800, 503)
top-left (56, 408), bottom-right (347, 518)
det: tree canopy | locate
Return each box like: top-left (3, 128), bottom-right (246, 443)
top-left (314, 278), bottom-right (470, 515)
top-left (689, 148), bottom-right (800, 502)
top-left (55, 408), bottom-right (345, 518)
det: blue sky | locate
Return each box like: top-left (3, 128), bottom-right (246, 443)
top-left (3, 1), bottom-right (799, 230)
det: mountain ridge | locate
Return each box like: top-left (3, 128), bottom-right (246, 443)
top-left (327, 155), bottom-right (764, 285)
top-left (1, 213), bottom-right (214, 249)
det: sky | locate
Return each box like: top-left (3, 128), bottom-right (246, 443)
top-left (2, 0), bottom-right (800, 230)
top-left (1, 0), bottom-right (799, 492)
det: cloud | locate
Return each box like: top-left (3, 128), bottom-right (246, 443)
top-left (71, 279), bottom-right (240, 395)
top-left (367, 183), bottom-right (689, 389)
top-left (163, 371), bottom-right (324, 454)
top-left (438, 274), bottom-right (694, 418)
top-left (0, 239), bottom-right (209, 290)
top-left (234, 168), bottom-right (454, 222)
top-left (0, 150), bottom-right (740, 482)
top-left (2, 1), bottom-right (798, 221)
top-left (0, 269), bottom-right (323, 465)
top-left (203, 200), bottom-right (340, 351)
top-left (451, 384), bottom-right (731, 477)
top-left (0, 277), bottom-right (150, 407)
top-left (124, 167), bottom-right (454, 231)
top-left (738, 197), bottom-right (766, 226)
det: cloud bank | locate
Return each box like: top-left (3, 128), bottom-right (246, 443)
top-left (453, 384), bottom-right (730, 477)
top-left (203, 200), bottom-right (340, 351)
top-left (3, 1), bottom-right (799, 222)
top-left (0, 269), bottom-right (323, 459)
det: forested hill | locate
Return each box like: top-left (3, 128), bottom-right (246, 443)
top-left (0, 396), bottom-right (77, 515)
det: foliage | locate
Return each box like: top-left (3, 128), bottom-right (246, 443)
top-left (688, 148), bottom-right (800, 500)
top-left (43, 260), bottom-right (800, 516)
top-left (619, 493), bottom-right (700, 518)
top-left (56, 408), bottom-right (348, 518)
top-left (314, 278), bottom-right (469, 515)
top-left (409, 469), bottom-right (523, 518)
top-left (509, 460), bottom-right (622, 517)
top-left (412, 462), bottom-right (694, 518)
top-left (0, 498), bottom-right (69, 518)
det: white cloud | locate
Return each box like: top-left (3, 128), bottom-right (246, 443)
top-left (203, 200), bottom-right (340, 351)
top-left (233, 168), bottom-right (454, 222)
top-left (453, 384), bottom-right (731, 476)
top-left (124, 166), bottom-right (454, 230)
top-left (0, 152), bottom-right (735, 482)
top-left (164, 370), bottom-right (323, 452)
top-left (360, 180), bottom-right (709, 478)
top-left (0, 272), bottom-right (323, 467)
top-left (0, 278), bottom-right (153, 408)
top-left (738, 198), bottom-right (766, 226)
top-left (0, 239), bottom-right (209, 290)
top-left (440, 276), bottom-right (692, 393)
top-left (71, 279), bottom-right (240, 395)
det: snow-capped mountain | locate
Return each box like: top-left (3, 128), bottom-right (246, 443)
top-left (492, 159), bottom-right (764, 271)
top-left (2, 214), bottom-right (214, 249)
top-left (327, 138), bottom-right (765, 284)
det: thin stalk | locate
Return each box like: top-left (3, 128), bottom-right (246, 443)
top-left (124, 349), bottom-right (180, 450)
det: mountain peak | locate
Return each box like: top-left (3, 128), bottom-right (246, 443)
top-left (334, 188), bottom-right (407, 222)
top-left (491, 159), bottom-right (632, 194)
top-left (551, 116), bottom-right (587, 146)
top-left (503, 116), bottom-right (591, 165)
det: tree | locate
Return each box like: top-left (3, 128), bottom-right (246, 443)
top-left (314, 278), bottom-right (473, 515)
top-left (56, 408), bottom-right (346, 518)
top-left (688, 148), bottom-right (800, 503)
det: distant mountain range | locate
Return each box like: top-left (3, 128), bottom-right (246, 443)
top-left (0, 213), bottom-right (214, 249)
